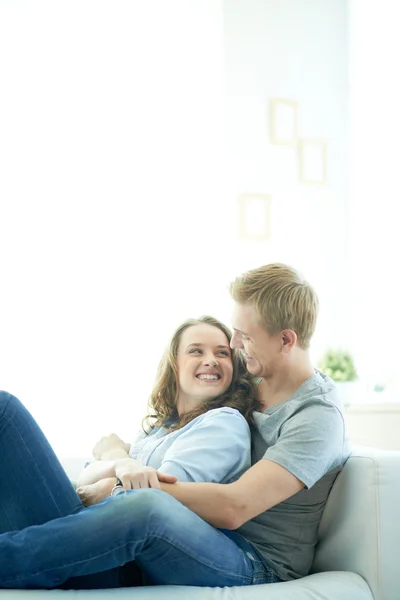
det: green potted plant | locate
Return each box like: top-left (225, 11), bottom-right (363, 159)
top-left (318, 349), bottom-right (358, 405)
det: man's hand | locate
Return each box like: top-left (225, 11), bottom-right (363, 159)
top-left (115, 458), bottom-right (178, 490)
top-left (77, 478), bottom-right (116, 506)
top-left (92, 433), bottom-right (131, 461)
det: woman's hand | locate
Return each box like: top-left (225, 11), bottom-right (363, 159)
top-left (77, 477), bottom-right (116, 506)
top-left (115, 458), bottom-right (178, 490)
top-left (92, 433), bottom-right (131, 461)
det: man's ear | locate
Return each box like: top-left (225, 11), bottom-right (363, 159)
top-left (281, 329), bottom-right (297, 351)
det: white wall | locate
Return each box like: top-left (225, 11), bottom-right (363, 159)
top-left (222, 0), bottom-right (350, 362)
top-left (0, 0), bottom-right (228, 456)
top-left (344, 404), bottom-right (400, 450)
top-left (348, 0), bottom-right (400, 395)
top-left (0, 0), bottom-right (351, 457)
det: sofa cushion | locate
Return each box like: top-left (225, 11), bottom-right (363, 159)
top-left (0, 571), bottom-right (372, 599)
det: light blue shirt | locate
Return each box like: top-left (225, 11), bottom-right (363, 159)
top-left (129, 407), bottom-right (251, 483)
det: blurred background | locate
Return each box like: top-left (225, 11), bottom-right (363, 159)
top-left (0, 0), bottom-right (398, 457)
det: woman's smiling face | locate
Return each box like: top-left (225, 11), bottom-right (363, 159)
top-left (176, 323), bottom-right (233, 410)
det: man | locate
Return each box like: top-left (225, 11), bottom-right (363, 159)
top-left (154, 262), bottom-right (350, 582)
top-left (1, 263), bottom-right (350, 588)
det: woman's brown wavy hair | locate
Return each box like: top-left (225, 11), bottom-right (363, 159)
top-left (142, 315), bottom-right (262, 433)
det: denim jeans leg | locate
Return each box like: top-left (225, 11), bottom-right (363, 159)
top-left (0, 393), bottom-right (275, 590)
top-left (0, 391), bottom-right (83, 532)
top-left (0, 489), bottom-right (268, 589)
top-left (219, 529), bottom-right (281, 584)
top-left (131, 491), bottom-right (273, 586)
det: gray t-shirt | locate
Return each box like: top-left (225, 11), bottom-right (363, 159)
top-left (236, 369), bottom-right (351, 581)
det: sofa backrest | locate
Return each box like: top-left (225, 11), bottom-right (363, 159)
top-left (311, 446), bottom-right (400, 600)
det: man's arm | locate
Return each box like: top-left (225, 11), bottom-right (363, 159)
top-left (159, 403), bottom-right (344, 528)
top-left (160, 457), bottom-right (304, 529)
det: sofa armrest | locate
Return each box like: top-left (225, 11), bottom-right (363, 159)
top-left (312, 446), bottom-right (400, 600)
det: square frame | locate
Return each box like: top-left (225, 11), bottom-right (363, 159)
top-left (238, 194), bottom-right (271, 241)
top-left (298, 139), bottom-right (327, 185)
top-left (269, 98), bottom-right (299, 146)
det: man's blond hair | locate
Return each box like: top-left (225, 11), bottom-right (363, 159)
top-left (229, 263), bottom-right (319, 350)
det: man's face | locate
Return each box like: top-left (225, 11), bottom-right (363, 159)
top-left (230, 303), bottom-right (282, 378)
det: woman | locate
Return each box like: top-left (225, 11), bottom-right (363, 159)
top-left (0, 316), bottom-right (261, 589)
top-left (76, 315), bottom-right (259, 505)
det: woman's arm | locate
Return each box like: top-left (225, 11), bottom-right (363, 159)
top-left (77, 409), bottom-right (249, 499)
top-left (77, 477), bottom-right (117, 506)
top-left (91, 433), bottom-right (131, 461)
top-left (77, 433), bottom-right (139, 486)
top-left (77, 458), bottom-right (129, 486)
top-left (77, 431), bottom-right (178, 489)
top-left (76, 461), bottom-right (178, 505)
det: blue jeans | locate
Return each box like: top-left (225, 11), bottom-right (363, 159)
top-left (0, 391), bottom-right (280, 589)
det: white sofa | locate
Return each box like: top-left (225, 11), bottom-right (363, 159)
top-left (1, 446), bottom-right (398, 600)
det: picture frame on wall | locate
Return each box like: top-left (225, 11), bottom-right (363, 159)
top-left (298, 139), bottom-right (327, 185)
top-left (269, 98), bottom-right (298, 146)
top-left (238, 194), bottom-right (271, 241)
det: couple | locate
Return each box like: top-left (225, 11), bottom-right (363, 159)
top-left (0, 262), bottom-right (350, 589)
